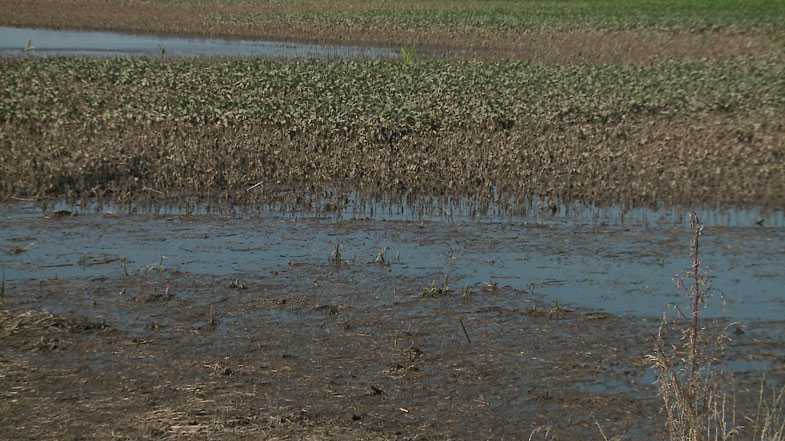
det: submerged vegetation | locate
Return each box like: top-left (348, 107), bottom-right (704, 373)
top-left (1, 57), bottom-right (784, 207)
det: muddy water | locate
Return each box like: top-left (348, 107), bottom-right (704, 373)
top-left (2, 201), bottom-right (784, 321)
top-left (2, 200), bottom-right (784, 439)
top-left (0, 26), bottom-right (398, 58)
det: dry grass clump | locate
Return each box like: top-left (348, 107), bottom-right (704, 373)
top-left (0, 310), bottom-right (109, 336)
top-left (749, 384), bottom-right (785, 441)
top-left (0, 309), bottom-right (111, 352)
top-left (649, 213), bottom-right (785, 441)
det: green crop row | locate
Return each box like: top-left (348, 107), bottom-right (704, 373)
top-left (1, 57), bottom-right (784, 208)
top-left (202, 0), bottom-right (785, 32)
top-left (2, 57), bottom-right (784, 134)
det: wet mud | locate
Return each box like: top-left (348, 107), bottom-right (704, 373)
top-left (1, 203), bottom-right (784, 439)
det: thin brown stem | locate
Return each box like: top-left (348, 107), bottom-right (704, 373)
top-left (688, 211), bottom-right (703, 383)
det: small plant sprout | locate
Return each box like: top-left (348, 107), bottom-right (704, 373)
top-left (400, 46), bottom-right (416, 65)
top-left (378, 247), bottom-right (401, 264)
top-left (373, 246), bottom-right (392, 265)
top-left (528, 425), bottom-right (552, 441)
top-left (208, 304), bottom-right (217, 329)
top-left (1, 266), bottom-right (6, 299)
top-left (121, 256), bottom-right (129, 277)
top-left (461, 286), bottom-right (472, 304)
top-left (548, 300), bottom-right (569, 319)
top-left (459, 318), bottom-right (471, 344)
top-left (421, 274), bottom-right (451, 298)
top-left (229, 279), bottom-right (247, 290)
top-left (329, 243), bottom-right (343, 266)
top-left (145, 255), bottom-right (168, 273)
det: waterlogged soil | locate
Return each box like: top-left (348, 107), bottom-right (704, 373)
top-left (2, 204), bottom-right (785, 440)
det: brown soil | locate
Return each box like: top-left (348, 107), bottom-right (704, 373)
top-left (0, 275), bottom-right (665, 440)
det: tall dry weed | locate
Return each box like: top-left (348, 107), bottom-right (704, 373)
top-left (749, 381), bottom-right (785, 441)
top-left (649, 212), bottom-right (785, 441)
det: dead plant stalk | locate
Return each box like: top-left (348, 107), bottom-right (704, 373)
top-left (649, 211), bottom-right (723, 441)
top-left (688, 213), bottom-right (705, 407)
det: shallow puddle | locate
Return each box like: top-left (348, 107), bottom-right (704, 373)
top-left (0, 26), bottom-right (398, 59)
top-left (2, 200), bottom-right (784, 321)
top-left (581, 360), bottom-right (779, 397)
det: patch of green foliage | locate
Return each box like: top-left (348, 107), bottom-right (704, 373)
top-left (400, 46), bottom-right (416, 66)
top-left (0, 57), bottom-right (783, 207)
top-left (208, 0), bottom-right (785, 33)
top-left (1, 57), bottom-right (783, 133)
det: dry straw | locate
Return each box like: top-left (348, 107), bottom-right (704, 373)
top-left (649, 212), bottom-right (785, 441)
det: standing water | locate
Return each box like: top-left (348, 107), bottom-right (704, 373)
top-left (0, 26), bottom-right (399, 58)
top-left (1, 199), bottom-right (784, 321)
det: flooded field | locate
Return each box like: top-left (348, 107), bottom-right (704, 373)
top-left (2, 2), bottom-right (784, 437)
top-left (0, 26), bottom-right (398, 59)
top-left (3, 200), bottom-right (785, 320)
top-left (2, 200), bottom-right (784, 439)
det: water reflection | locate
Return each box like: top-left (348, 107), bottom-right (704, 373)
top-left (35, 193), bottom-right (785, 228)
top-left (1, 196), bottom-right (784, 320)
top-left (0, 26), bottom-right (398, 59)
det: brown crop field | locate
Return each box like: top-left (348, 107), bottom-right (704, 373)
top-left (2, 0), bottom-right (785, 64)
top-left (1, 57), bottom-right (784, 208)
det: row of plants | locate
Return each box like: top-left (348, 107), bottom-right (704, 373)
top-left (1, 57), bottom-right (783, 207)
top-left (3, 0), bottom-right (783, 65)
top-left (2, 57), bottom-right (784, 133)
top-left (208, 0), bottom-right (785, 34)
